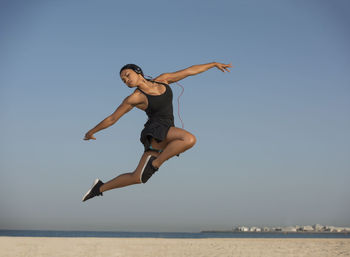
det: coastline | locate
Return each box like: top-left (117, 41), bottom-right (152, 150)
top-left (201, 230), bottom-right (350, 235)
top-left (1, 229), bottom-right (350, 238)
top-left (1, 237), bottom-right (349, 257)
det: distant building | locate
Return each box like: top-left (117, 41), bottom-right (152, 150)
top-left (231, 224), bottom-right (349, 233)
top-left (326, 226), bottom-right (345, 232)
top-left (282, 226), bottom-right (297, 232)
top-left (302, 225), bottom-right (314, 232)
top-left (324, 226), bottom-right (333, 232)
top-left (313, 224), bottom-right (325, 231)
top-left (249, 226), bottom-right (261, 232)
top-left (238, 226), bottom-right (249, 232)
top-left (334, 227), bottom-right (343, 232)
top-left (262, 227), bottom-right (270, 232)
top-left (274, 227), bottom-right (282, 232)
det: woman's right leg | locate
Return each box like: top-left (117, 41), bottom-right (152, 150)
top-left (99, 150), bottom-right (160, 193)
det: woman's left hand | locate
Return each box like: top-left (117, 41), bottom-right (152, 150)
top-left (215, 62), bottom-right (233, 72)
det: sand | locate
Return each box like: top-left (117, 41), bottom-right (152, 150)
top-left (0, 237), bottom-right (349, 257)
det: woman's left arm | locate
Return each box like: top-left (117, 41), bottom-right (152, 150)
top-left (188, 62), bottom-right (232, 75)
top-left (155, 62), bottom-right (232, 84)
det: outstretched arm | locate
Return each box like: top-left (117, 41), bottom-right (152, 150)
top-left (84, 93), bottom-right (140, 140)
top-left (155, 62), bottom-right (232, 84)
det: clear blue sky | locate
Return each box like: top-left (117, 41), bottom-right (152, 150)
top-left (1, 0), bottom-right (349, 232)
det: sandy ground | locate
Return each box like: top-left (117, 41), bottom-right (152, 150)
top-left (0, 237), bottom-right (349, 257)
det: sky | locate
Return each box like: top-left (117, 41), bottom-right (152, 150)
top-left (0, 0), bottom-right (349, 232)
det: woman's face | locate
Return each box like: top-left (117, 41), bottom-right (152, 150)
top-left (120, 69), bottom-right (140, 88)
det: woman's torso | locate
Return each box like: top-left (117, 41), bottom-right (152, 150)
top-left (136, 81), bottom-right (174, 122)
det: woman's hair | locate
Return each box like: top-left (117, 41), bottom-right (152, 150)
top-left (119, 63), bottom-right (159, 84)
top-left (120, 64), bottom-right (144, 77)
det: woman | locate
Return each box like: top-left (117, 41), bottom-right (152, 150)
top-left (82, 61), bottom-right (232, 202)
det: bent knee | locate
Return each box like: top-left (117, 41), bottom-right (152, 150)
top-left (131, 172), bottom-right (142, 184)
top-left (184, 133), bottom-right (196, 148)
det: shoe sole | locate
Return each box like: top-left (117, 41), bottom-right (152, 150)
top-left (82, 178), bottom-right (100, 202)
top-left (140, 155), bottom-right (152, 183)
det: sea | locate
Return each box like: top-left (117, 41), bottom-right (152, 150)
top-left (1, 230), bottom-right (349, 239)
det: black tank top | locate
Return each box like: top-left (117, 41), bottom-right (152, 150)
top-left (138, 81), bottom-right (174, 122)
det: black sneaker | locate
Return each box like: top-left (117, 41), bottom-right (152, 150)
top-left (140, 155), bottom-right (159, 183)
top-left (82, 178), bottom-right (104, 202)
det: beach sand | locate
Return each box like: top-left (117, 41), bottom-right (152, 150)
top-left (0, 237), bottom-right (349, 257)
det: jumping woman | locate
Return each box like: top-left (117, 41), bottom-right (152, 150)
top-left (82, 61), bottom-right (232, 202)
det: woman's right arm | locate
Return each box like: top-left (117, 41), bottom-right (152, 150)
top-left (84, 93), bottom-right (140, 140)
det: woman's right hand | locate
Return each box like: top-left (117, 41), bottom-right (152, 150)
top-left (84, 131), bottom-right (96, 140)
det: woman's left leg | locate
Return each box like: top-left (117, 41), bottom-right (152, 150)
top-left (99, 150), bottom-right (161, 193)
top-left (151, 127), bottom-right (196, 169)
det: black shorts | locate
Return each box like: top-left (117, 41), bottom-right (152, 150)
top-left (140, 120), bottom-right (173, 151)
